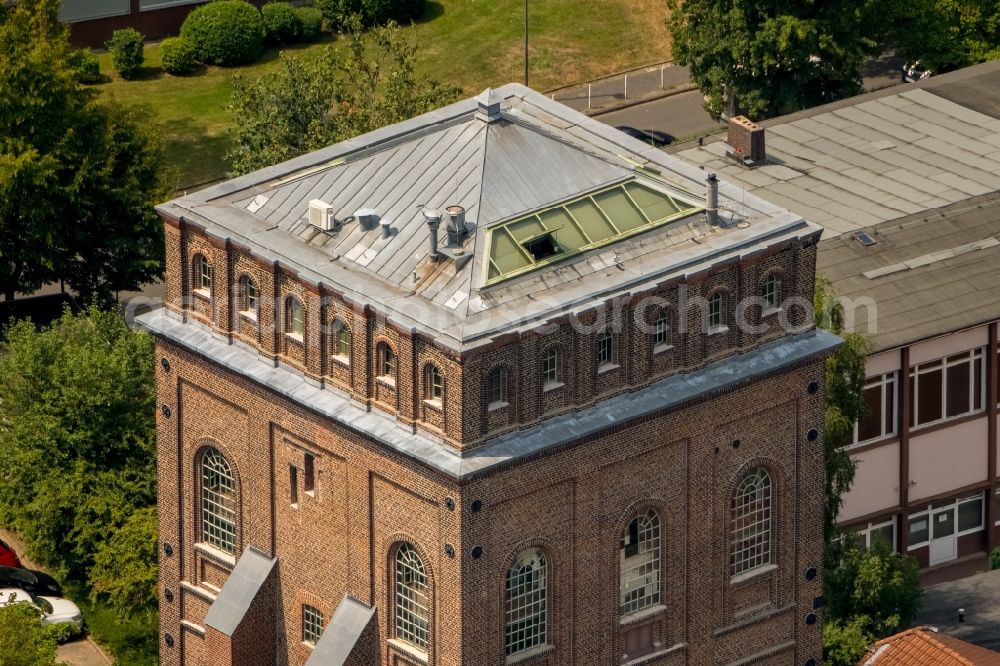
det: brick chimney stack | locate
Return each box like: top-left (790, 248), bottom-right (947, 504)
top-left (727, 115), bottom-right (766, 164)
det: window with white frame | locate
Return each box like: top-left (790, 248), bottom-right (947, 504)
top-left (426, 365), bottom-right (443, 402)
top-left (708, 292), bottom-right (725, 329)
top-left (505, 548), bottom-right (548, 656)
top-left (378, 343), bottom-right (395, 379)
top-left (910, 349), bottom-right (984, 427)
top-left (240, 276), bottom-right (258, 316)
top-left (853, 372), bottom-right (897, 445)
top-left (302, 604), bottom-right (324, 645)
top-left (760, 274), bottom-right (781, 310)
top-left (620, 510), bottom-right (661, 615)
top-left (731, 468), bottom-right (772, 576)
top-left (852, 517), bottom-right (896, 551)
top-left (597, 328), bottom-right (614, 366)
top-left (907, 492), bottom-right (985, 549)
top-left (394, 543), bottom-right (429, 650)
top-left (286, 296), bottom-right (305, 337)
top-left (200, 447), bottom-right (236, 554)
top-left (653, 311), bottom-right (670, 348)
top-left (488, 367), bottom-right (506, 405)
top-left (331, 320), bottom-right (350, 362)
top-left (195, 254), bottom-right (212, 292)
top-left (957, 492), bottom-right (985, 533)
top-left (542, 348), bottom-right (559, 385)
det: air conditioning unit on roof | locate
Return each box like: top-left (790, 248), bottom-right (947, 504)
top-left (309, 200), bottom-right (338, 232)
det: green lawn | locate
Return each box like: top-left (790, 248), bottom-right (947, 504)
top-left (92, 0), bottom-right (672, 190)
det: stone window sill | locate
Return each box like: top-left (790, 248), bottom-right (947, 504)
top-left (285, 332), bottom-right (304, 345)
top-left (506, 643), bottom-right (555, 665)
top-left (423, 398), bottom-right (443, 411)
top-left (193, 288), bottom-right (211, 301)
top-left (708, 325), bottom-right (729, 336)
top-left (194, 542), bottom-right (236, 567)
top-left (762, 307), bottom-right (782, 317)
top-left (488, 400), bottom-right (509, 412)
top-left (730, 562), bottom-right (777, 585)
top-left (240, 310), bottom-right (257, 322)
top-left (377, 375), bottom-right (396, 389)
top-left (653, 343), bottom-right (674, 355)
top-left (387, 638), bottom-right (428, 664)
top-left (330, 353), bottom-right (350, 367)
top-left (598, 362), bottom-right (620, 375)
top-left (543, 380), bottom-right (564, 393)
top-left (620, 603), bottom-right (667, 626)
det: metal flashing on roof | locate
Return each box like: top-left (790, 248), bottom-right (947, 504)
top-left (202, 547), bottom-right (276, 637)
top-left (304, 595), bottom-right (376, 666)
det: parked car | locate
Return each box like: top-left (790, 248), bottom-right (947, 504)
top-left (614, 126), bottom-right (674, 147)
top-left (0, 539), bottom-right (21, 568)
top-left (903, 61), bottom-right (932, 82)
top-left (0, 566), bottom-right (63, 596)
top-left (0, 587), bottom-right (84, 639)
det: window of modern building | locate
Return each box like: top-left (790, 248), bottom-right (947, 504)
top-left (240, 275), bottom-right (258, 316)
top-left (620, 510), bottom-right (661, 615)
top-left (542, 348), bottom-right (559, 385)
top-left (286, 296), bottom-right (305, 338)
top-left (597, 328), bottom-right (614, 366)
top-left (488, 367), bottom-right (507, 405)
top-left (760, 274), bottom-right (781, 310)
top-left (653, 311), bottom-right (670, 348)
top-left (378, 343), bottom-right (395, 380)
top-left (394, 543), bottom-right (429, 651)
top-left (505, 548), bottom-right (548, 656)
top-left (194, 254), bottom-right (212, 293)
top-left (200, 447), bottom-right (236, 554)
top-left (910, 349), bottom-right (984, 427)
top-left (426, 365), bottom-right (443, 402)
top-left (853, 372), bottom-right (897, 446)
top-left (731, 468), bottom-right (772, 576)
top-left (708, 292), bottom-right (725, 330)
top-left (957, 492), bottom-right (984, 533)
top-left (302, 604), bottom-right (324, 645)
top-left (908, 492), bottom-right (985, 549)
top-left (852, 517), bottom-right (895, 551)
top-left (331, 320), bottom-right (350, 363)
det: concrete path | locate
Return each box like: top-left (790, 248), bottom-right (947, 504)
top-left (0, 528), bottom-right (114, 666)
top-left (914, 567), bottom-right (1000, 651)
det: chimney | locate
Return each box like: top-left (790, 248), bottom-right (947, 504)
top-left (445, 205), bottom-right (466, 246)
top-left (423, 208), bottom-right (443, 262)
top-left (727, 115), bottom-right (765, 164)
top-left (476, 88), bottom-right (502, 123)
top-left (705, 173), bottom-right (719, 226)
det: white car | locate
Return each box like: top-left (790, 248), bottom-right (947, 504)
top-left (0, 587), bottom-right (84, 634)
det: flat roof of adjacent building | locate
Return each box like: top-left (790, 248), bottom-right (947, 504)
top-left (673, 60), bottom-right (1000, 352)
top-left (159, 84), bottom-right (818, 351)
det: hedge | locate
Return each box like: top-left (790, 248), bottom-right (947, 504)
top-left (295, 6), bottom-right (324, 42)
top-left (314, 0), bottom-right (424, 29)
top-left (68, 49), bottom-right (102, 84)
top-left (262, 2), bottom-right (299, 45)
top-left (106, 28), bottom-right (145, 80)
top-left (159, 37), bottom-right (198, 75)
top-left (180, 0), bottom-right (265, 67)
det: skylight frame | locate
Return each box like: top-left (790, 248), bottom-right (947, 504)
top-left (483, 178), bottom-right (701, 286)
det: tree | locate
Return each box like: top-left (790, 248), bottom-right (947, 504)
top-left (0, 603), bottom-right (60, 666)
top-left (823, 616), bottom-right (875, 666)
top-left (0, 307), bottom-right (157, 614)
top-left (887, 0), bottom-right (1000, 72)
top-left (667, 0), bottom-right (881, 119)
top-left (227, 19), bottom-right (460, 175)
top-left (0, 0), bottom-right (164, 302)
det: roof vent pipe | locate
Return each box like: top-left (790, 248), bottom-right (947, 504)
top-left (380, 218), bottom-right (392, 239)
top-left (423, 208), bottom-right (443, 262)
top-left (445, 205), bottom-right (466, 246)
top-left (706, 173), bottom-right (719, 226)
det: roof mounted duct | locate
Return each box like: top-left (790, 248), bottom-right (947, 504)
top-left (308, 200), bottom-right (340, 232)
top-left (445, 205), bottom-right (467, 246)
top-left (705, 173), bottom-right (719, 226)
top-left (355, 208), bottom-right (379, 231)
top-left (423, 208), bottom-right (443, 262)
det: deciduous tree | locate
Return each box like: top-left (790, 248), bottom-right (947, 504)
top-left (0, 604), bottom-right (59, 666)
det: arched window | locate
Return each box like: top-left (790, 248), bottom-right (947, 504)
top-left (761, 274), bottom-right (781, 310)
top-left (708, 292), bottom-right (725, 329)
top-left (731, 468), bottom-right (772, 576)
top-left (541, 348), bottom-right (559, 384)
top-left (286, 296), bottom-right (304, 337)
top-left (331, 320), bottom-right (350, 362)
top-left (505, 548), bottom-right (548, 656)
top-left (200, 447), bottom-right (236, 554)
top-left (425, 365), bottom-right (443, 401)
top-left (194, 254), bottom-right (212, 292)
top-left (597, 328), bottom-right (614, 366)
top-left (239, 276), bottom-right (258, 316)
top-left (378, 343), bottom-right (395, 379)
top-left (653, 310), bottom-right (670, 347)
top-left (394, 543), bottom-right (429, 650)
top-left (487, 367), bottom-right (507, 405)
top-left (620, 510), bottom-right (661, 615)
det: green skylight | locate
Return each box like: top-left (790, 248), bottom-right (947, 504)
top-left (485, 180), bottom-right (698, 285)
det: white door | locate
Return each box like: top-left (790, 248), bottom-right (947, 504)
top-left (929, 506), bottom-right (957, 566)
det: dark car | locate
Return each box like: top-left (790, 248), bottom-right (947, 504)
top-left (0, 566), bottom-right (63, 597)
top-left (0, 539), bottom-right (21, 569)
top-left (614, 126), bottom-right (674, 148)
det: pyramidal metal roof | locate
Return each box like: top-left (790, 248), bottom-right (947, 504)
top-left (159, 84), bottom-right (817, 351)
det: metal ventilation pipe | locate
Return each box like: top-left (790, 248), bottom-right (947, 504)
top-left (423, 208), bottom-right (443, 261)
top-left (706, 173), bottom-right (719, 226)
top-left (445, 205), bottom-right (466, 246)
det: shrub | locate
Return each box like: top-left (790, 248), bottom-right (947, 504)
top-left (314, 0), bottom-right (424, 29)
top-left (159, 37), bottom-right (198, 75)
top-left (262, 2), bottom-right (299, 45)
top-left (990, 546), bottom-right (1000, 570)
top-left (295, 6), bottom-right (323, 42)
top-left (68, 48), bottom-right (102, 84)
top-left (180, 0), bottom-right (265, 67)
top-left (106, 28), bottom-right (145, 80)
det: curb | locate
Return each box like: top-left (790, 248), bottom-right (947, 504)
top-left (584, 83), bottom-right (699, 118)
